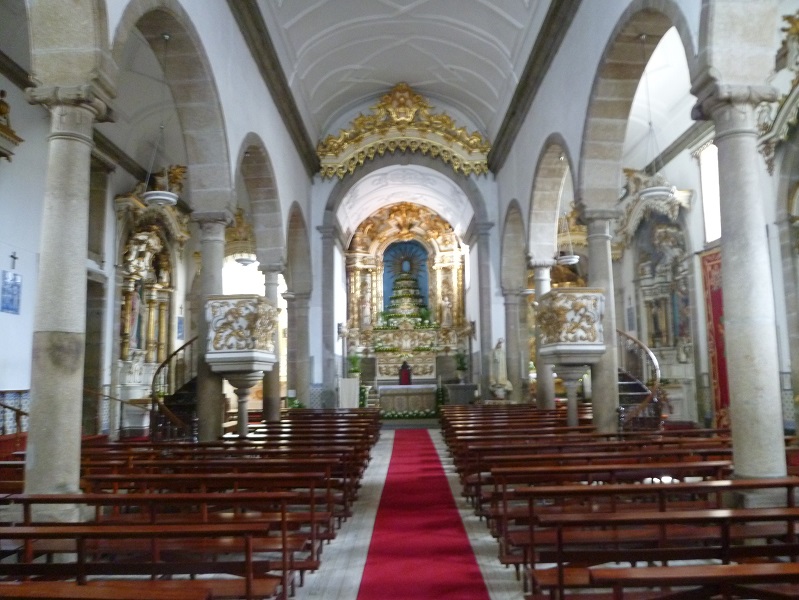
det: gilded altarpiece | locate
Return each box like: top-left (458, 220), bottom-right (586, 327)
top-left (345, 203), bottom-right (470, 382)
top-left (114, 170), bottom-right (190, 404)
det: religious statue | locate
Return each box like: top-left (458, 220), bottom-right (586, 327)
top-left (490, 338), bottom-right (512, 397)
top-left (124, 228), bottom-right (162, 279)
top-left (360, 293), bottom-right (372, 328)
top-left (441, 295), bottom-right (453, 328)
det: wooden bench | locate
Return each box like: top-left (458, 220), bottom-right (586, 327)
top-left (529, 506), bottom-right (799, 600)
top-left (0, 515), bottom-right (297, 599)
top-left (0, 580), bottom-right (212, 599)
top-left (589, 562), bottom-right (799, 600)
top-left (500, 477), bottom-right (799, 591)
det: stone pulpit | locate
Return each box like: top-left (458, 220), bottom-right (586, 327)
top-left (537, 288), bottom-right (606, 425)
top-left (205, 294), bottom-right (279, 436)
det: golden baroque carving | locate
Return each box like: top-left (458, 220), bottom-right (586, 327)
top-left (317, 83), bottom-right (490, 179)
top-left (208, 296), bottom-right (279, 353)
top-left (537, 290), bottom-right (605, 345)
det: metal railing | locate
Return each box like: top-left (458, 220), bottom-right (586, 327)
top-left (0, 393), bottom-right (27, 454)
top-left (150, 336), bottom-right (199, 441)
top-left (616, 329), bottom-right (669, 431)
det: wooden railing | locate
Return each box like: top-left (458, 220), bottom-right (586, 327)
top-left (615, 329), bottom-right (669, 431)
top-left (150, 336), bottom-right (199, 441)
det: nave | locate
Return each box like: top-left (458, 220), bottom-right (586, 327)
top-left (298, 425), bottom-right (521, 600)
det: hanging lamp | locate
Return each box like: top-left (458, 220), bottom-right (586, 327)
top-left (142, 33), bottom-right (179, 208)
top-left (556, 210), bottom-right (580, 266)
top-left (635, 33), bottom-right (676, 204)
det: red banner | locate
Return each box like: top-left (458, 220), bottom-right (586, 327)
top-left (700, 248), bottom-right (729, 428)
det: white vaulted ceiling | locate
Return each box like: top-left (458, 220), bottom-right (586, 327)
top-left (255, 0), bottom-right (551, 142)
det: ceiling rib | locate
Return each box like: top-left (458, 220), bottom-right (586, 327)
top-left (489, 0), bottom-right (582, 173)
top-left (227, 0), bottom-right (320, 178)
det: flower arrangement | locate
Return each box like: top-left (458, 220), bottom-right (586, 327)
top-left (380, 408), bottom-right (437, 419)
top-left (455, 350), bottom-right (469, 371)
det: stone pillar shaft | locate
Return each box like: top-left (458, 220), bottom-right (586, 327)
top-left (193, 213), bottom-right (231, 441)
top-left (503, 290), bottom-right (522, 403)
top-left (532, 260), bottom-right (556, 409)
top-left (24, 103), bottom-right (97, 495)
top-left (585, 212), bottom-right (619, 434)
top-left (262, 268), bottom-right (282, 422)
top-left (476, 223), bottom-right (494, 397)
top-left (293, 293), bottom-right (312, 407)
top-left (712, 97), bottom-right (785, 477)
top-left (319, 227), bottom-right (337, 390)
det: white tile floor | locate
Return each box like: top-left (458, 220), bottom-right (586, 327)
top-left (297, 428), bottom-right (523, 600)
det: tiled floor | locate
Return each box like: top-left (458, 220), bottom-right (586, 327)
top-left (298, 427), bottom-right (523, 600)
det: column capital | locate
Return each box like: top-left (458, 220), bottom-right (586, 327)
top-left (580, 207), bottom-right (622, 223)
top-left (26, 83), bottom-right (113, 121)
top-left (317, 224), bottom-right (340, 241)
top-left (691, 79), bottom-right (777, 122)
top-left (528, 257), bottom-right (556, 270)
top-left (502, 288), bottom-right (523, 301)
top-left (192, 210), bottom-right (234, 226)
top-left (259, 261), bottom-right (285, 275)
top-left (475, 221), bottom-right (494, 236)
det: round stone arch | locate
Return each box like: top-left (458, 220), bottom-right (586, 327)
top-left (112, 0), bottom-right (233, 212)
top-left (501, 200), bottom-right (527, 293)
top-left (579, 1), bottom-right (696, 211)
top-left (235, 134), bottom-right (285, 270)
top-left (285, 202), bottom-right (312, 297)
top-left (528, 136), bottom-right (575, 263)
top-left (321, 152), bottom-right (490, 235)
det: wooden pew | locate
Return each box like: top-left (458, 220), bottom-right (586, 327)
top-left (589, 562), bottom-right (799, 600)
top-left (501, 476), bottom-right (799, 592)
top-left (530, 506), bottom-right (799, 599)
top-left (0, 514), bottom-right (296, 599)
top-left (0, 581), bottom-right (212, 599)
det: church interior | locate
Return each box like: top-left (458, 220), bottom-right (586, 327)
top-left (5, 1), bottom-right (799, 598)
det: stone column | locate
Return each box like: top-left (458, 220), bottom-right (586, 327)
top-left (476, 222), bottom-right (494, 397)
top-left (282, 291), bottom-right (298, 406)
top-left (293, 292), bottom-right (312, 407)
top-left (23, 88), bottom-right (109, 496)
top-left (531, 259), bottom-right (556, 409)
top-left (503, 289), bottom-right (523, 403)
top-left (695, 84), bottom-right (785, 477)
top-left (261, 265), bottom-right (282, 422)
top-left (192, 211), bottom-right (231, 442)
top-left (584, 210), bottom-right (620, 434)
top-left (318, 226), bottom-right (338, 390)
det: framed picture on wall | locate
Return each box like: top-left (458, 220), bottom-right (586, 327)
top-left (177, 316), bottom-right (184, 341)
top-left (1, 270), bottom-right (21, 315)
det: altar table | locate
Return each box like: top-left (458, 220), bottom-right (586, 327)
top-left (378, 384), bottom-right (437, 412)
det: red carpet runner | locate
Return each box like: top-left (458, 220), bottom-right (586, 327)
top-left (356, 429), bottom-right (491, 600)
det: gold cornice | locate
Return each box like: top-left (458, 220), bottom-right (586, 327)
top-left (317, 83), bottom-right (490, 179)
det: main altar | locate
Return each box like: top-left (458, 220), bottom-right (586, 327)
top-left (341, 203), bottom-right (472, 405)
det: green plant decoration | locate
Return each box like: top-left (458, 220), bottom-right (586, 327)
top-left (347, 354), bottom-right (362, 374)
top-left (455, 350), bottom-right (469, 371)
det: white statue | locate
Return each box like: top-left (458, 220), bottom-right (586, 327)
top-left (490, 338), bottom-right (512, 394)
top-left (441, 295), bottom-right (453, 327)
